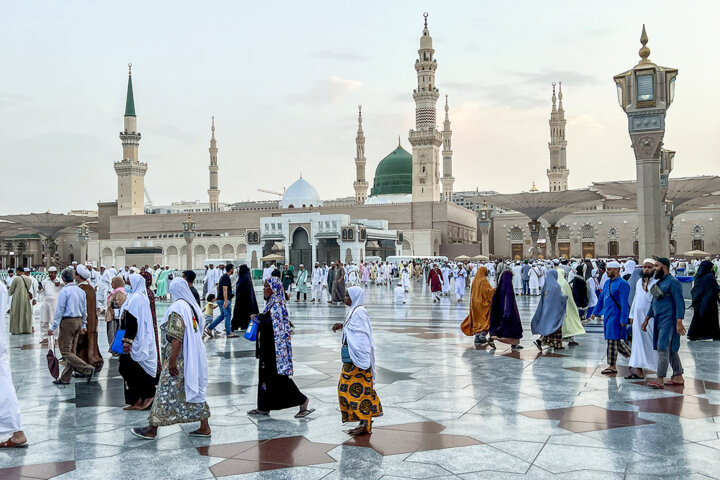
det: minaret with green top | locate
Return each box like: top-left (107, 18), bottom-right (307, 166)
top-left (114, 63), bottom-right (147, 215)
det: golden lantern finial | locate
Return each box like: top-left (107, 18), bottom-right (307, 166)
top-left (530, 181), bottom-right (539, 192)
top-left (638, 24), bottom-right (651, 64)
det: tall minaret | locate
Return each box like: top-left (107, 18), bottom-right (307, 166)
top-left (547, 82), bottom-right (569, 192)
top-left (208, 116), bottom-right (220, 211)
top-left (441, 95), bottom-right (455, 201)
top-left (409, 13), bottom-right (443, 203)
top-left (353, 105), bottom-right (368, 204)
top-left (114, 63), bottom-right (147, 215)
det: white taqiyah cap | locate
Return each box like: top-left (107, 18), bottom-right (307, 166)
top-left (48, 266), bottom-right (58, 272)
top-left (606, 261), bottom-right (621, 269)
top-left (76, 265), bottom-right (90, 279)
top-left (643, 258), bottom-right (656, 265)
top-left (23, 268), bottom-right (30, 272)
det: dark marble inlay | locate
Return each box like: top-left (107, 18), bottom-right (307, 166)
top-left (627, 395), bottom-right (720, 419)
top-left (0, 460), bottom-right (75, 480)
top-left (521, 405), bottom-right (654, 432)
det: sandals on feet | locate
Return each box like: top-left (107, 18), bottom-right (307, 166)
top-left (664, 380), bottom-right (684, 386)
top-left (294, 408), bottom-right (316, 419)
top-left (247, 409), bottom-right (269, 416)
top-left (189, 429), bottom-right (211, 438)
top-left (0, 438), bottom-right (28, 448)
top-left (130, 427), bottom-right (157, 440)
top-left (647, 382), bottom-right (664, 389)
top-left (624, 373), bottom-right (642, 379)
top-left (601, 368), bottom-right (617, 375)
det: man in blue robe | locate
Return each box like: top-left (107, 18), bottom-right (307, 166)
top-left (591, 261), bottom-right (631, 374)
top-left (641, 258), bottom-right (686, 389)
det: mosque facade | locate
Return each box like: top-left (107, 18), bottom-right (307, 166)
top-left (89, 15), bottom-right (479, 269)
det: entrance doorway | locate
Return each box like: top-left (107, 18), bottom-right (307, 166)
top-left (511, 244), bottom-right (523, 260)
top-left (316, 238), bottom-right (340, 265)
top-left (289, 228), bottom-right (312, 269)
top-left (558, 242), bottom-right (570, 258)
top-left (582, 242), bottom-right (595, 258)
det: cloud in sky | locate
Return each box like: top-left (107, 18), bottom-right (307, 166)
top-left (287, 76), bottom-right (363, 105)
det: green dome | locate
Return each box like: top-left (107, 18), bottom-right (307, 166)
top-left (370, 146), bottom-right (412, 196)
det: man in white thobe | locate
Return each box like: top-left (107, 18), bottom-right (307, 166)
top-left (205, 264), bottom-right (218, 297)
top-left (511, 262), bottom-right (522, 295)
top-left (97, 266), bottom-right (112, 311)
top-left (400, 264), bottom-right (410, 292)
top-left (0, 281), bottom-right (27, 447)
top-left (39, 267), bottom-right (64, 343)
top-left (86, 263), bottom-right (99, 289)
top-left (454, 263), bottom-right (467, 302)
top-left (311, 262), bottom-right (324, 303)
top-left (528, 264), bottom-right (540, 296)
top-left (441, 264), bottom-right (452, 296)
top-left (394, 282), bottom-right (406, 304)
top-left (627, 258), bottom-right (658, 379)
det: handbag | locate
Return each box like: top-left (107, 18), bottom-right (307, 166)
top-left (244, 317), bottom-right (258, 341)
top-left (110, 329), bottom-right (126, 355)
top-left (46, 335), bottom-right (59, 379)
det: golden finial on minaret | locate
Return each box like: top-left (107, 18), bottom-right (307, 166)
top-left (638, 24), bottom-right (651, 64)
top-left (530, 181), bottom-right (539, 192)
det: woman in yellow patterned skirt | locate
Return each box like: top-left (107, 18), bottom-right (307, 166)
top-left (332, 286), bottom-right (382, 435)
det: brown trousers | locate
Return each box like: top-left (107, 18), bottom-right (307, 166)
top-left (58, 317), bottom-right (94, 383)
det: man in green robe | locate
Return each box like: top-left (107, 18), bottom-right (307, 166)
top-left (156, 267), bottom-right (173, 299)
top-left (295, 264), bottom-right (308, 302)
top-left (8, 270), bottom-right (33, 334)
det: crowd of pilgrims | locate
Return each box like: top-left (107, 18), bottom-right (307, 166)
top-left (1, 254), bottom-right (719, 447)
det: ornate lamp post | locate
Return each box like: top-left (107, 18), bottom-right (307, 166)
top-left (614, 25), bottom-right (677, 259)
top-left (183, 215), bottom-right (196, 270)
top-left (527, 220), bottom-right (541, 259)
top-left (77, 222), bottom-right (90, 265)
top-left (477, 200), bottom-right (494, 257)
top-left (547, 225), bottom-right (559, 259)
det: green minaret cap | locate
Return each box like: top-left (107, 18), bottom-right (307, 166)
top-left (125, 63), bottom-right (136, 117)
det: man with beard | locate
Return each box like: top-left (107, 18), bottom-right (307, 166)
top-left (591, 261), bottom-right (630, 375)
top-left (642, 258), bottom-right (686, 389)
top-left (626, 259), bottom-right (658, 379)
top-left (427, 264), bottom-right (444, 303)
top-left (326, 262), bottom-right (335, 303)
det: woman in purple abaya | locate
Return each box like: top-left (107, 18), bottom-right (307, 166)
top-left (488, 270), bottom-right (523, 350)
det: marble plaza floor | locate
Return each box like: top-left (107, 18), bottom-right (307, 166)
top-left (3, 280), bottom-right (720, 479)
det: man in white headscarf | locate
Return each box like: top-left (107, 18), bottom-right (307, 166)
top-left (332, 286), bottom-right (382, 435)
top-left (131, 277), bottom-right (210, 440)
top-left (626, 259), bottom-right (658, 379)
top-left (0, 281), bottom-right (28, 448)
top-left (511, 262), bottom-right (522, 295)
top-left (441, 263), bottom-right (452, 296)
top-left (400, 263), bottom-right (410, 292)
top-left (118, 273), bottom-right (159, 411)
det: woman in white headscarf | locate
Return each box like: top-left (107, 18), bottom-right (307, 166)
top-left (131, 278), bottom-right (210, 440)
top-left (118, 274), bottom-right (158, 411)
top-left (332, 286), bottom-right (383, 436)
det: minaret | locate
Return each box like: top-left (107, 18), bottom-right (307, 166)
top-left (409, 12), bottom-right (443, 203)
top-left (114, 63), bottom-right (147, 215)
top-left (353, 105), bottom-right (368, 204)
top-left (546, 82), bottom-right (569, 192)
top-left (441, 95), bottom-right (455, 202)
top-left (208, 116), bottom-right (220, 211)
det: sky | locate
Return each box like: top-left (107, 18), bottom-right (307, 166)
top-left (1, 0), bottom-right (719, 214)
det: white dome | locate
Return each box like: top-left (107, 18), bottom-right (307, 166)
top-left (281, 177), bottom-right (323, 209)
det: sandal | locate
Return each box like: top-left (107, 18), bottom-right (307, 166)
top-left (189, 430), bottom-right (211, 438)
top-left (624, 373), bottom-right (642, 379)
top-left (226, 334), bottom-right (239, 338)
top-left (247, 409), bottom-right (270, 416)
top-left (130, 427), bottom-right (157, 440)
top-left (664, 380), bottom-right (684, 386)
top-left (294, 408), bottom-right (316, 419)
top-left (345, 426), bottom-right (370, 436)
top-left (647, 382), bottom-right (664, 389)
top-left (601, 368), bottom-right (617, 375)
top-left (0, 438), bottom-right (29, 448)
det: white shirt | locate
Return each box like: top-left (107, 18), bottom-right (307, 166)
top-left (41, 278), bottom-right (64, 301)
top-left (393, 286), bottom-right (406, 304)
top-left (312, 267), bottom-right (323, 285)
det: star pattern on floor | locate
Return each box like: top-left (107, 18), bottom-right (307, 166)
top-left (520, 405), bottom-right (655, 433)
top-left (198, 436), bottom-right (337, 476)
top-left (343, 421), bottom-right (481, 455)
